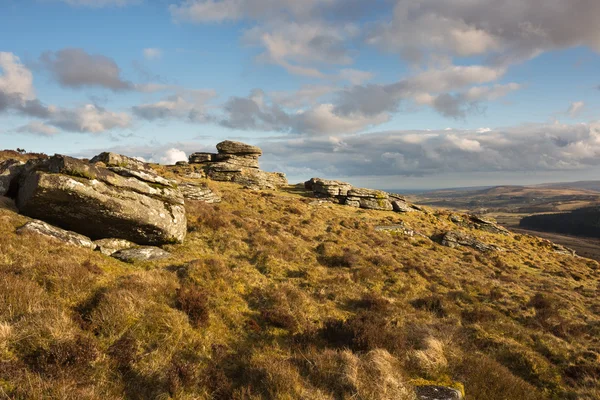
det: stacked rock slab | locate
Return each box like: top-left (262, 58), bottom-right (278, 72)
top-left (15, 154), bottom-right (187, 245)
top-left (188, 141), bottom-right (287, 189)
top-left (305, 177), bottom-right (421, 213)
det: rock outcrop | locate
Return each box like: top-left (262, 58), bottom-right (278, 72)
top-left (17, 220), bottom-right (96, 250)
top-left (15, 154), bottom-right (187, 245)
top-left (440, 230), bottom-right (498, 252)
top-left (449, 213), bottom-right (509, 235)
top-left (188, 141), bottom-right (287, 189)
top-left (305, 177), bottom-right (422, 213)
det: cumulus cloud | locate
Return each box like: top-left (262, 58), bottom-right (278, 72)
top-left (47, 104), bottom-right (132, 133)
top-left (568, 101), bottom-right (585, 118)
top-left (259, 121), bottom-right (600, 181)
top-left (132, 90), bottom-right (217, 122)
top-left (39, 48), bottom-right (133, 91)
top-left (143, 48), bottom-right (162, 60)
top-left (1, 52), bottom-right (132, 134)
top-left (339, 69), bottom-right (373, 85)
top-left (159, 148), bottom-right (188, 165)
top-left (215, 66), bottom-right (520, 134)
top-left (15, 121), bottom-right (59, 136)
top-left (334, 66), bottom-right (518, 118)
top-left (368, 0), bottom-right (600, 65)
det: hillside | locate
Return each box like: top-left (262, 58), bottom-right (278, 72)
top-left (1, 149), bottom-right (600, 399)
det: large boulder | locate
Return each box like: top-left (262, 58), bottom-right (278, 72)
top-left (16, 155), bottom-right (186, 245)
top-left (17, 220), bottom-right (96, 250)
top-left (345, 188), bottom-right (393, 211)
top-left (0, 159), bottom-right (24, 197)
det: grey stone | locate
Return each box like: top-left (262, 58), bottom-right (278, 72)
top-left (17, 220), bottom-right (96, 250)
top-left (213, 154), bottom-right (260, 169)
top-left (216, 140), bottom-right (262, 155)
top-left (175, 161), bottom-right (188, 166)
top-left (0, 159), bottom-right (24, 197)
top-left (469, 215), bottom-right (510, 235)
top-left (347, 188), bottom-right (389, 199)
top-left (415, 385), bottom-right (463, 400)
top-left (94, 238), bottom-right (137, 256)
top-left (392, 199), bottom-right (417, 213)
top-left (306, 178), bottom-right (353, 197)
top-left (17, 155), bottom-right (186, 245)
top-left (344, 198), bottom-right (361, 207)
top-left (355, 197), bottom-right (393, 211)
top-left (90, 152), bottom-right (175, 187)
top-left (111, 246), bottom-right (171, 263)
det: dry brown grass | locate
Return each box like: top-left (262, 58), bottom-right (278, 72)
top-left (0, 178), bottom-right (598, 398)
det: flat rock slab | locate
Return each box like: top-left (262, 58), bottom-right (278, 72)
top-left (17, 220), bottom-right (96, 250)
top-left (415, 385), bottom-right (463, 400)
top-left (111, 247), bottom-right (171, 263)
top-left (216, 140), bottom-right (262, 155)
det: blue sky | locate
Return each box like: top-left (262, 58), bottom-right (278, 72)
top-left (1, 0), bottom-right (599, 189)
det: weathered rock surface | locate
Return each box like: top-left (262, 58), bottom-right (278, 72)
top-left (306, 178), bottom-right (353, 197)
top-left (179, 182), bottom-right (221, 203)
top-left (440, 231), bottom-right (496, 252)
top-left (188, 141), bottom-right (287, 189)
top-left (16, 155), bottom-right (187, 245)
top-left (0, 159), bottom-right (24, 196)
top-left (469, 215), bottom-right (510, 235)
top-left (90, 152), bottom-right (174, 187)
top-left (392, 199), bottom-right (418, 213)
top-left (94, 238), bottom-right (137, 256)
top-left (17, 220), bottom-right (96, 250)
top-left (112, 246), bottom-right (171, 262)
top-left (375, 223), bottom-right (415, 237)
top-left (415, 385), bottom-right (463, 400)
top-left (216, 140), bottom-right (262, 155)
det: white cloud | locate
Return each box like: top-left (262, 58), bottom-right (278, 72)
top-left (0, 52), bottom-right (35, 102)
top-left (39, 48), bottom-right (133, 91)
top-left (143, 48), bottom-right (162, 60)
top-left (258, 121), bottom-right (600, 181)
top-left (15, 121), bottom-right (60, 136)
top-left (568, 101), bottom-right (585, 118)
top-left (47, 104), bottom-right (132, 133)
top-left (159, 148), bottom-right (188, 165)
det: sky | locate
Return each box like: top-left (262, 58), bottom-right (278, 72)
top-left (1, 0), bottom-right (600, 190)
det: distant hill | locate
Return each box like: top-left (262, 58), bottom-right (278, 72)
top-left (413, 181), bottom-right (600, 214)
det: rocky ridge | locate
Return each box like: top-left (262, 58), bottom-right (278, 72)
top-left (187, 140), bottom-right (288, 189)
top-left (305, 177), bottom-right (422, 213)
